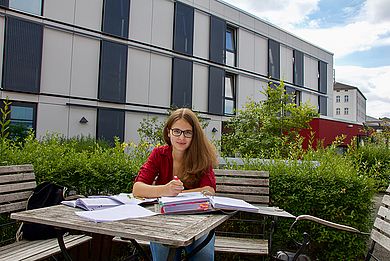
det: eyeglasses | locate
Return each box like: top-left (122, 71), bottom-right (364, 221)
top-left (170, 128), bottom-right (193, 138)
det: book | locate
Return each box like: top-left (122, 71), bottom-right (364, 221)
top-left (158, 192), bottom-right (259, 214)
top-left (61, 193), bottom-right (157, 211)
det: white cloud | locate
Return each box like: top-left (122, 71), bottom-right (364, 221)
top-left (335, 65), bottom-right (390, 118)
top-left (360, 0), bottom-right (390, 23)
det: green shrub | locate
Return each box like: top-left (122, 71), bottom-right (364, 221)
top-left (222, 148), bottom-right (375, 260)
top-left (0, 134), bottom-right (150, 195)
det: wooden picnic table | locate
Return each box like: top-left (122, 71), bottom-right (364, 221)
top-left (11, 204), bottom-right (231, 260)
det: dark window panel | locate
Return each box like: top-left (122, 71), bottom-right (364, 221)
top-left (0, 1), bottom-right (9, 8)
top-left (318, 96), bottom-right (327, 116)
top-left (3, 17), bottom-right (43, 93)
top-left (173, 2), bottom-right (194, 55)
top-left (99, 40), bottom-right (128, 103)
top-left (97, 108), bottom-right (125, 144)
top-left (225, 26), bottom-right (236, 66)
top-left (268, 39), bottom-right (280, 79)
top-left (318, 60), bottom-right (327, 94)
top-left (171, 58), bottom-right (193, 108)
top-left (102, 0), bottom-right (130, 38)
top-left (208, 66), bottom-right (224, 115)
top-left (293, 50), bottom-right (304, 86)
top-left (210, 15), bottom-right (226, 64)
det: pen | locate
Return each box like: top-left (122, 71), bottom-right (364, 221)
top-left (173, 176), bottom-right (179, 181)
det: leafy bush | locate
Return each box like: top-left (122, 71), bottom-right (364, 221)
top-left (221, 81), bottom-right (318, 158)
top-left (222, 147), bottom-right (375, 260)
top-left (0, 134), bottom-right (150, 195)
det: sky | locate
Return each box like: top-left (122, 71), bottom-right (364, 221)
top-left (222, 0), bottom-right (390, 119)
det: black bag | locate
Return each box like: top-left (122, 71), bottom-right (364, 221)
top-left (22, 182), bottom-right (66, 240)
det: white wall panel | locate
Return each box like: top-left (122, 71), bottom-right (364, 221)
top-left (149, 54), bottom-right (171, 107)
top-left (210, 0), bottom-right (224, 17)
top-left (74, 0), bottom-right (103, 31)
top-left (41, 28), bottom-right (72, 96)
top-left (151, 0), bottom-right (174, 49)
top-left (301, 92), bottom-right (318, 109)
top-left (237, 75), bottom-right (255, 110)
top-left (192, 63), bottom-right (208, 112)
top-left (127, 48), bottom-right (151, 104)
top-left (68, 107), bottom-right (96, 138)
top-left (125, 113), bottom-right (166, 143)
top-left (280, 45), bottom-right (293, 82)
top-left (36, 103), bottom-right (69, 138)
top-left (70, 35), bottom-right (100, 99)
top-left (254, 36), bottom-right (267, 75)
top-left (130, 0), bottom-right (152, 43)
top-left (238, 29), bottom-right (255, 71)
top-left (43, 0), bottom-right (75, 24)
top-left (194, 0), bottom-right (210, 9)
top-left (304, 56), bottom-right (318, 91)
top-left (254, 80), bottom-right (268, 102)
top-left (193, 11), bottom-right (209, 60)
top-left (224, 5), bottom-right (239, 24)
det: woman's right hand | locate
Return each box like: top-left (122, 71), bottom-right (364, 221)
top-left (164, 179), bottom-right (184, 196)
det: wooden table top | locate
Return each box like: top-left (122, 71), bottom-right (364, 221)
top-left (11, 205), bottom-right (231, 247)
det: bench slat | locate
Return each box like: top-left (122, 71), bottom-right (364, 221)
top-left (0, 191), bottom-right (32, 204)
top-left (214, 169), bottom-right (269, 178)
top-left (0, 165), bottom-right (33, 175)
top-left (382, 195), bottom-right (390, 207)
top-left (216, 177), bottom-right (269, 186)
top-left (0, 201), bottom-right (28, 214)
top-left (0, 234), bottom-right (92, 261)
top-left (371, 229), bottom-right (390, 252)
top-left (0, 181), bottom-right (37, 194)
top-left (215, 236), bottom-right (268, 255)
top-left (373, 217), bottom-right (390, 237)
top-left (0, 173), bottom-right (36, 184)
top-left (217, 185), bottom-right (269, 195)
top-left (377, 206), bottom-right (390, 221)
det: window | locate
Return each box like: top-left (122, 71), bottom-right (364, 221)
top-left (293, 50), bottom-right (304, 86)
top-left (0, 101), bottom-right (37, 140)
top-left (318, 61), bottom-right (327, 94)
top-left (1, 0), bottom-right (42, 15)
top-left (344, 95), bottom-right (349, 103)
top-left (102, 0), bottom-right (130, 38)
top-left (318, 96), bottom-right (327, 116)
top-left (344, 108), bottom-right (349, 115)
top-left (97, 108), bottom-right (124, 144)
top-left (336, 108), bottom-right (340, 115)
top-left (224, 74), bottom-right (235, 115)
top-left (98, 40), bottom-right (128, 103)
top-left (225, 26), bottom-right (236, 66)
top-left (336, 96), bottom-right (340, 103)
top-left (210, 15), bottom-right (226, 64)
top-left (208, 66), bottom-right (224, 115)
top-left (286, 86), bottom-right (300, 105)
top-left (171, 58), bottom-right (193, 108)
top-left (268, 39), bottom-right (280, 79)
top-left (173, 2), bottom-right (194, 55)
top-left (2, 17), bottom-right (43, 93)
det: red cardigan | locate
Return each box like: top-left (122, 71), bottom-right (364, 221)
top-left (135, 145), bottom-right (216, 190)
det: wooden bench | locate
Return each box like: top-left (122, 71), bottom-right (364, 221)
top-left (213, 169), bottom-right (270, 256)
top-left (0, 164), bottom-right (92, 261)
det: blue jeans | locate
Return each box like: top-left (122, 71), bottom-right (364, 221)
top-left (150, 233), bottom-right (215, 261)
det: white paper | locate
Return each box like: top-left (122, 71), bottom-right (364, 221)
top-left (210, 196), bottom-right (259, 213)
top-left (75, 204), bottom-right (158, 222)
top-left (159, 192), bottom-right (208, 205)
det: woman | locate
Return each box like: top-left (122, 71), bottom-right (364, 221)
top-left (133, 108), bottom-right (218, 261)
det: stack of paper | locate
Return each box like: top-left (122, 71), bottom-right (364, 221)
top-left (159, 192), bottom-right (212, 214)
top-left (61, 193), bottom-right (157, 211)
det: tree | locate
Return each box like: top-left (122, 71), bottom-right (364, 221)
top-left (221, 81), bottom-right (318, 158)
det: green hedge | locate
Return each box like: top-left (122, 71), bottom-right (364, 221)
top-left (223, 149), bottom-right (375, 260)
top-left (0, 134), bottom-right (150, 195)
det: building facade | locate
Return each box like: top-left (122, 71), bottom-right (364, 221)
top-left (333, 82), bottom-right (366, 123)
top-left (0, 0), bottom-right (334, 144)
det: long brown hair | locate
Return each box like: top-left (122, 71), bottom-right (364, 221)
top-left (162, 108), bottom-right (218, 188)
